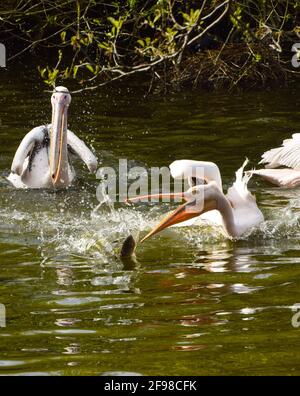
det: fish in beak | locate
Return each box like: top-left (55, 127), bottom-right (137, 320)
top-left (49, 86), bottom-right (71, 187)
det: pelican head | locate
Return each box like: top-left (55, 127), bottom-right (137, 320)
top-left (50, 86), bottom-right (71, 187)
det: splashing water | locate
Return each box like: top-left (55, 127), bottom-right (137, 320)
top-left (2, 75), bottom-right (300, 375)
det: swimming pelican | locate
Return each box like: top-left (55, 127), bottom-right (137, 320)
top-left (7, 86), bottom-right (98, 189)
top-left (249, 134), bottom-right (300, 187)
top-left (122, 159), bottom-right (263, 255)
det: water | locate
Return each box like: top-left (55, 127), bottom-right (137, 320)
top-left (1, 64), bottom-right (300, 375)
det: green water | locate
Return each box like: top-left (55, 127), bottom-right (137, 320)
top-left (1, 65), bottom-right (300, 375)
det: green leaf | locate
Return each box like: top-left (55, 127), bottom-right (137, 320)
top-left (107, 16), bottom-right (120, 29)
top-left (86, 64), bottom-right (94, 73)
top-left (98, 42), bottom-right (110, 50)
top-left (73, 65), bottom-right (79, 78)
top-left (60, 31), bottom-right (66, 43)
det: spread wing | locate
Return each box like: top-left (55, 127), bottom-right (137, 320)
top-left (11, 126), bottom-right (47, 175)
top-left (260, 133), bottom-right (300, 170)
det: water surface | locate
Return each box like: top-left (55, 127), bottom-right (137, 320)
top-left (1, 65), bottom-right (300, 375)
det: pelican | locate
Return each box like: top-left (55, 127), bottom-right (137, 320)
top-left (122, 159), bottom-right (264, 255)
top-left (7, 86), bottom-right (98, 189)
top-left (249, 134), bottom-right (300, 187)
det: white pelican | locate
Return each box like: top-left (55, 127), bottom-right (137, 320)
top-left (249, 134), bottom-right (300, 187)
top-left (7, 86), bottom-right (98, 189)
top-left (122, 159), bottom-right (264, 255)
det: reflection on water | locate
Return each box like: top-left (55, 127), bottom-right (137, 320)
top-left (1, 64), bottom-right (300, 375)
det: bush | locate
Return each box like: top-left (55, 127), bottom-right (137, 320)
top-left (1, 0), bottom-right (299, 91)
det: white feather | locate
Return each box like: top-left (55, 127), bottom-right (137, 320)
top-left (260, 133), bottom-right (300, 170)
top-left (7, 125), bottom-right (97, 189)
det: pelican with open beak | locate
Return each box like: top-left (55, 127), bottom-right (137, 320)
top-left (7, 86), bottom-right (98, 189)
top-left (248, 134), bottom-right (300, 187)
top-left (121, 160), bottom-right (264, 256)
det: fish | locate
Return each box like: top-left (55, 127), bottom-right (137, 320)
top-left (120, 234), bottom-right (137, 258)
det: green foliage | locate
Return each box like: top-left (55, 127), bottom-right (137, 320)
top-left (0, 0), bottom-right (299, 89)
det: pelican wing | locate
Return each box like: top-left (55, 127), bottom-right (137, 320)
top-left (11, 126), bottom-right (46, 175)
top-left (169, 159), bottom-right (223, 191)
top-left (227, 158), bottom-right (255, 205)
top-left (260, 133), bottom-right (300, 170)
top-left (248, 168), bottom-right (300, 187)
top-left (67, 130), bottom-right (98, 173)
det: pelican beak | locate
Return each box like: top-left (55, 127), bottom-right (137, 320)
top-left (137, 191), bottom-right (217, 243)
top-left (140, 200), bottom-right (201, 243)
top-left (50, 99), bottom-right (66, 186)
top-left (126, 192), bottom-right (186, 204)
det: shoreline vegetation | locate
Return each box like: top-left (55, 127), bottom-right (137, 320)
top-left (1, 0), bottom-right (300, 92)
